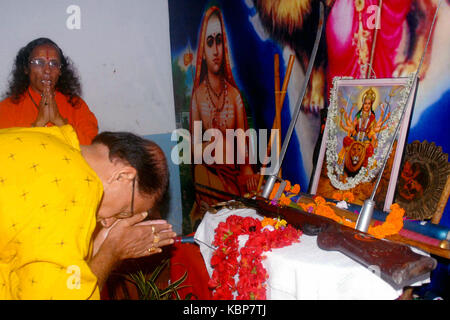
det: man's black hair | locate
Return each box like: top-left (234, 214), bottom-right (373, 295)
top-left (92, 132), bottom-right (169, 206)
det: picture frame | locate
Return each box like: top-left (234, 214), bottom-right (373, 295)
top-left (310, 76), bottom-right (418, 212)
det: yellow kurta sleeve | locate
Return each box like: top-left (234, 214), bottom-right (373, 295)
top-left (0, 125), bottom-right (103, 300)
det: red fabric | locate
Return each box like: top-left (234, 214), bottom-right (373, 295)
top-left (325, 0), bottom-right (412, 94)
top-left (0, 87), bottom-right (98, 145)
top-left (363, 142), bottom-right (374, 167)
top-left (170, 236), bottom-right (212, 300)
top-left (343, 135), bottom-right (353, 147)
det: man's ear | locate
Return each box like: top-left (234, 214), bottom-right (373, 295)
top-left (107, 161), bottom-right (137, 184)
top-left (116, 167), bottom-right (137, 183)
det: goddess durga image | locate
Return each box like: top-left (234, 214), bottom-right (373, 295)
top-left (314, 81), bottom-right (412, 208)
top-left (337, 87), bottom-right (391, 179)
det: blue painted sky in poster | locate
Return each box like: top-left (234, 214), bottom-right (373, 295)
top-left (408, 90), bottom-right (450, 227)
top-left (408, 90), bottom-right (450, 154)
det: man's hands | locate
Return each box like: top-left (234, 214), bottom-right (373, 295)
top-left (32, 86), bottom-right (67, 127)
top-left (89, 212), bottom-right (177, 290)
top-left (93, 212), bottom-right (176, 260)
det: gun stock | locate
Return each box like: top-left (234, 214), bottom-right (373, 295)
top-left (316, 223), bottom-right (437, 288)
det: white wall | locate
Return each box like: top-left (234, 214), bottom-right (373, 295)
top-left (0, 0), bottom-right (175, 135)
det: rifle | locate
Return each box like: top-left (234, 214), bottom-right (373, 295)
top-left (196, 183), bottom-right (437, 289)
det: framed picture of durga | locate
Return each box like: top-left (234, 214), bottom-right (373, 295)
top-left (310, 76), bottom-right (418, 212)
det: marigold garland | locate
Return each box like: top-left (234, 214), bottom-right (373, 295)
top-left (268, 180), bottom-right (301, 207)
top-left (367, 203), bottom-right (405, 239)
top-left (268, 180), bottom-right (404, 239)
top-left (208, 215), bottom-right (302, 300)
top-left (298, 196), bottom-right (404, 239)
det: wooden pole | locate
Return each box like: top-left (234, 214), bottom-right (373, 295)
top-left (257, 55), bottom-right (295, 193)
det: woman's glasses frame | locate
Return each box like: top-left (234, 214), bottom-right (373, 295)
top-left (29, 58), bottom-right (62, 70)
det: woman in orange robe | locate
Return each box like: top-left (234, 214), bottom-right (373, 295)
top-left (0, 38), bottom-right (98, 145)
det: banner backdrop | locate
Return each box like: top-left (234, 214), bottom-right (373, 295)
top-left (168, 0), bottom-right (450, 232)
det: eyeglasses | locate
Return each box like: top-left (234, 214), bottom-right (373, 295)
top-left (206, 33), bottom-right (223, 48)
top-left (29, 58), bottom-right (62, 70)
top-left (115, 177), bottom-right (136, 219)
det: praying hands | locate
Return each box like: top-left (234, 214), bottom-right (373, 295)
top-left (32, 86), bottom-right (67, 127)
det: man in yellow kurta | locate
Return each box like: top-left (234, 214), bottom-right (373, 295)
top-left (0, 125), bottom-right (176, 299)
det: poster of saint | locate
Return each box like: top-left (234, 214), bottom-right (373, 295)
top-left (168, 0), bottom-right (318, 230)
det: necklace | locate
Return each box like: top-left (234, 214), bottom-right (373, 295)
top-left (28, 90), bottom-right (41, 109)
top-left (206, 74), bottom-right (224, 98)
top-left (206, 78), bottom-right (227, 114)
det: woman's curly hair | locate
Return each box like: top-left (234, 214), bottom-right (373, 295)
top-left (4, 38), bottom-right (82, 106)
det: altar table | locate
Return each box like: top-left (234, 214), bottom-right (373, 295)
top-left (195, 207), bottom-right (430, 300)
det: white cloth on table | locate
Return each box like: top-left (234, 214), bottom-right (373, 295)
top-left (195, 207), bottom-right (430, 300)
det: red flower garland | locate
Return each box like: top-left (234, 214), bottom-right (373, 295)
top-left (208, 215), bottom-right (302, 300)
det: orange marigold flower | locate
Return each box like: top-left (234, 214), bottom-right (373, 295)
top-left (314, 196), bottom-right (326, 206)
top-left (299, 203), bottom-right (308, 211)
top-left (368, 226), bottom-right (385, 239)
top-left (342, 191), bottom-right (355, 202)
top-left (331, 191), bottom-right (343, 201)
top-left (291, 184), bottom-right (301, 194)
top-left (316, 205), bottom-right (340, 221)
top-left (314, 203), bottom-right (348, 225)
top-left (366, 203), bottom-right (405, 239)
top-left (389, 203), bottom-right (405, 217)
top-left (279, 194), bottom-right (291, 206)
top-left (284, 180), bottom-right (292, 192)
top-left (261, 217), bottom-right (276, 228)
